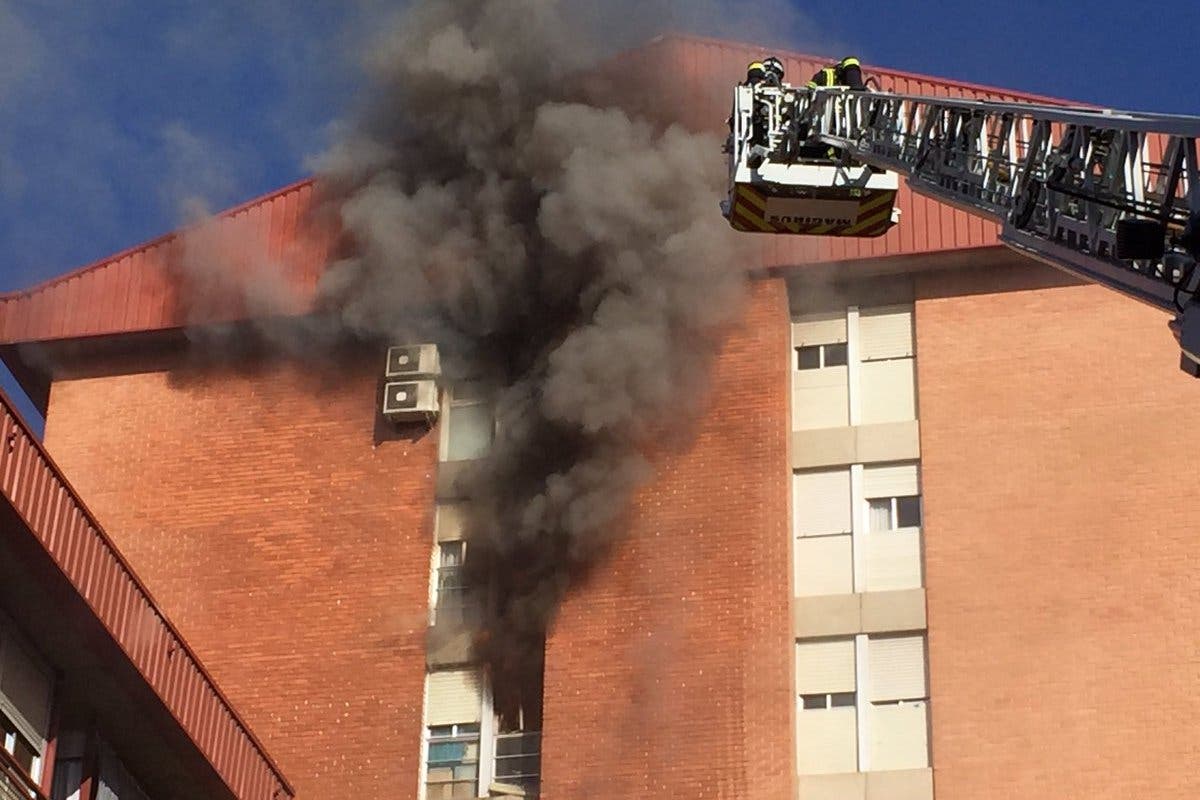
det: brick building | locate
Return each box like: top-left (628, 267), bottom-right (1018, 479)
top-left (2, 35), bottom-right (1197, 800)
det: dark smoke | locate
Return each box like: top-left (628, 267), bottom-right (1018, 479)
top-left (314, 0), bottom-right (753, 686)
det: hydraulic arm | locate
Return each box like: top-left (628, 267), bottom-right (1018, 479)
top-left (727, 83), bottom-right (1200, 373)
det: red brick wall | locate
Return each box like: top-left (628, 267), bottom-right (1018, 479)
top-left (43, 354), bottom-right (438, 800)
top-left (916, 262), bottom-right (1200, 799)
top-left (41, 277), bottom-right (795, 800)
top-left (540, 278), bottom-right (795, 800)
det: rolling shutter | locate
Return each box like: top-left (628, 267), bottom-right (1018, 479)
top-left (793, 313), bottom-right (847, 346)
top-left (796, 708), bottom-right (858, 775)
top-left (868, 634), bottom-right (927, 702)
top-left (869, 702), bottom-right (930, 770)
top-left (426, 669), bottom-right (482, 726)
top-left (863, 463), bottom-right (919, 499)
top-left (859, 305), bottom-right (913, 361)
top-left (795, 535), bottom-right (854, 596)
top-left (792, 367), bottom-right (850, 430)
top-left (796, 639), bottom-right (856, 695)
top-left (793, 469), bottom-right (852, 536)
top-left (860, 360), bottom-right (916, 425)
top-left (0, 629), bottom-right (51, 748)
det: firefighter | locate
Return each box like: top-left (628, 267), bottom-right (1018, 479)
top-left (745, 60), bottom-right (766, 86)
top-left (807, 56), bottom-right (866, 90)
top-left (762, 56), bottom-right (785, 87)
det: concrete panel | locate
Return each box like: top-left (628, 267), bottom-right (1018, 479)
top-left (865, 768), bottom-right (932, 800)
top-left (797, 772), bottom-right (867, 800)
top-left (861, 589), bottom-right (927, 634)
top-left (793, 427), bottom-right (856, 469)
top-left (793, 422), bottom-right (920, 470)
top-left (795, 593), bottom-right (861, 638)
top-left (854, 421), bottom-right (920, 464)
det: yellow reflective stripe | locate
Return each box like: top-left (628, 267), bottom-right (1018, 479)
top-left (840, 57), bottom-right (860, 67)
top-left (806, 81), bottom-right (818, 88)
top-left (748, 61), bottom-right (764, 70)
top-left (824, 67), bottom-right (837, 83)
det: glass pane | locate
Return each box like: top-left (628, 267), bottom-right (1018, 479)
top-left (896, 496), bottom-right (922, 528)
top-left (801, 694), bottom-right (827, 710)
top-left (830, 691), bottom-right (857, 708)
top-left (428, 741), bottom-right (467, 763)
top-left (823, 342), bottom-right (848, 367)
top-left (428, 725), bottom-right (454, 737)
top-left (797, 346), bottom-right (821, 370)
top-left (446, 403), bottom-right (493, 461)
top-left (457, 723), bottom-right (481, 734)
top-left (868, 498), bottom-right (893, 532)
top-left (452, 764), bottom-right (478, 781)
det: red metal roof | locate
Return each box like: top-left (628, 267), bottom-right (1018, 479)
top-left (0, 389), bottom-right (293, 800)
top-left (0, 34), bottom-right (1082, 347)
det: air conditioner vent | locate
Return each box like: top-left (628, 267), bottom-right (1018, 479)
top-left (382, 380), bottom-right (439, 422)
top-left (385, 344), bottom-right (440, 379)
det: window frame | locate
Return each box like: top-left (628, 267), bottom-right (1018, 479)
top-left (439, 383), bottom-right (495, 463)
top-left (425, 722), bottom-right (482, 800)
top-left (796, 342), bottom-right (849, 371)
top-left (866, 495), bottom-right (922, 532)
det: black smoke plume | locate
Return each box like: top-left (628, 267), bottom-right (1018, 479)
top-left (316, 0), bottom-right (754, 691)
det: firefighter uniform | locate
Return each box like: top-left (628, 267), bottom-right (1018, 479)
top-left (807, 56), bottom-right (865, 90)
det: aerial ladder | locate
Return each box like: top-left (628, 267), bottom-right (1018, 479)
top-left (722, 71), bottom-right (1200, 374)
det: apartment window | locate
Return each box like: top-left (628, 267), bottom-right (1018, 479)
top-left (1, 712), bottom-right (38, 778)
top-left (867, 496), bottom-right (922, 532)
top-left (796, 342), bottom-right (848, 370)
top-left (493, 731), bottom-right (541, 796)
top-left (426, 723), bottom-right (481, 800)
top-left (867, 634), bottom-right (930, 770)
top-left (859, 305), bottom-right (916, 425)
top-left (0, 621), bottom-right (50, 785)
top-left (443, 384), bottom-right (494, 462)
top-left (795, 638), bottom-right (858, 775)
top-left (434, 542), bottom-right (467, 626)
top-left (801, 692), bottom-right (856, 710)
top-left (792, 313), bottom-right (850, 430)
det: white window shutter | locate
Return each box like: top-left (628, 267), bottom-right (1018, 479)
top-left (796, 707), bottom-right (858, 775)
top-left (792, 367), bottom-right (850, 429)
top-left (426, 669), bottom-right (482, 725)
top-left (859, 306), bottom-right (913, 361)
top-left (869, 702), bottom-right (929, 770)
top-left (868, 634), bottom-right (928, 702)
top-left (0, 631), bottom-right (51, 748)
top-left (793, 313), bottom-right (847, 346)
top-left (793, 469), bottom-right (852, 536)
top-left (864, 530), bottom-right (923, 592)
top-left (863, 463), bottom-right (919, 499)
top-left (860, 360), bottom-right (916, 425)
top-left (794, 535), bottom-right (854, 596)
top-left (795, 639), bottom-right (856, 695)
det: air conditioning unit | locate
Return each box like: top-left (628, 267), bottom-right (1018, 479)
top-left (385, 344), bottom-right (440, 379)
top-left (381, 380), bottom-right (439, 423)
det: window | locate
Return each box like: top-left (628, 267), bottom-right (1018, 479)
top-left (867, 496), bottom-right (922, 531)
top-left (0, 621), bottom-right (50, 785)
top-left (434, 542), bottom-right (467, 626)
top-left (493, 731), bottom-right (541, 796)
top-left (2, 713), bottom-right (38, 778)
top-left (867, 634), bottom-right (930, 770)
top-left (426, 723), bottom-right (481, 800)
top-left (796, 342), bottom-right (848, 370)
top-left (801, 692), bottom-right (856, 710)
top-left (443, 384), bottom-right (494, 462)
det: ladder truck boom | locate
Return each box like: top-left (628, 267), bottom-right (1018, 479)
top-left (723, 80), bottom-right (1200, 374)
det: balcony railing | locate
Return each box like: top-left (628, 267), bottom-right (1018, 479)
top-left (0, 748), bottom-right (48, 800)
top-left (492, 732), bottom-right (540, 797)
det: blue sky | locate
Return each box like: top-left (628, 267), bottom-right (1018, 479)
top-left (1, 0), bottom-right (1198, 426)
